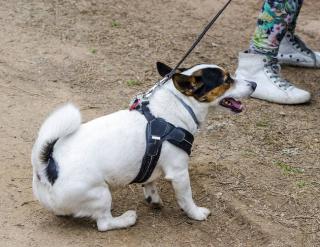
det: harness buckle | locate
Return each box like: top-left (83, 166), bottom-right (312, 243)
top-left (151, 135), bottom-right (161, 140)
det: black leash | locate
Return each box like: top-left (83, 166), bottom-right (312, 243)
top-left (172, 0), bottom-right (233, 74)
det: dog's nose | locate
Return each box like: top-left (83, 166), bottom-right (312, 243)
top-left (245, 80), bottom-right (257, 91)
top-left (250, 82), bottom-right (257, 91)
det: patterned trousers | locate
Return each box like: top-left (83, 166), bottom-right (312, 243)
top-left (250, 0), bottom-right (304, 56)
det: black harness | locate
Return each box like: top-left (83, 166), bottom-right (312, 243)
top-left (131, 102), bottom-right (195, 184)
top-left (43, 101), bottom-right (194, 186)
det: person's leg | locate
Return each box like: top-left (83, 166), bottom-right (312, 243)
top-left (287, 0), bottom-right (303, 33)
top-left (278, 0), bottom-right (320, 68)
top-left (250, 0), bottom-right (302, 57)
top-left (236, 0), bottom-right (311, 104)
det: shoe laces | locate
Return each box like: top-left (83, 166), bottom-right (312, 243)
top-left (288, 33), bottom-right (317, 66)
top-left (264, 58), bottom-right (292, 90)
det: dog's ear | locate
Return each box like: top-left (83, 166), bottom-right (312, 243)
top-left (172, 73), bottom-right (204, 96)
top-left (156, 62), bottom-right (173, 77)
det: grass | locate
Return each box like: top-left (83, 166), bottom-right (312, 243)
top-left (296, 180), bottom-right (306, 188)
top-left (256, 120), bottom-right (269, 127)
top-left (127, 79), bottom-right (141, 86)
top-left (90, 48), bottom-right (97, 54)
top-left (275, 161), bottom-right (304, 175)
top-left (111, 20), bottom-right (120, 28)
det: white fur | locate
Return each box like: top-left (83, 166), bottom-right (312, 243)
top-left (31, 64), bottom-right (254, 231)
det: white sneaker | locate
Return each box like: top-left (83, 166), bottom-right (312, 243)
top-left (235, 52), bottom-right (311, 104)
top-left (278, 32), bottom-right (320, 68)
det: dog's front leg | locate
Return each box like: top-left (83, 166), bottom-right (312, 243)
top-left (168, 169), bottom-right (210, 221)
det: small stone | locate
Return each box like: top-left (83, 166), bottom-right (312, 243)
top-left (207, 125), bottom-right (214, 131)
top-left (279, 111), bottom-right (286, 116)
top-left (216, 192), bottom-right (223, 198)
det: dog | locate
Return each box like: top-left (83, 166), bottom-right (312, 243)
top-left (31, 62), bottom-right (256, 231)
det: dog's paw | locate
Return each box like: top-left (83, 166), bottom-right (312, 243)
top-left (97, 210), bottom-right (137, 231)
top-left (151, 201), bottom-right (164, 209)
top-left (187, 207), bottom-right (211, 221)
top-left (122, 210), bottom-right (137, 226)
top-left (145, 196), bottom-right (164, 209)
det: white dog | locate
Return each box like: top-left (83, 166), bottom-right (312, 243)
top-left (31, 62), bottom-right (256, 231)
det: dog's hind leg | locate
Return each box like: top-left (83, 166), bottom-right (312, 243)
top-left (142, 181), bottom-right (163, 208)
top-left (94, 185), bottom-right (137, 231)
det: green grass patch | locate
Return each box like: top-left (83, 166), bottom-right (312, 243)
top-left (296, 180), bottom-right (306, 188)
top-left (126, 79), bottom-right (141, 86)
top-left (275, 161), bottom-right (304, 175)
top-left (256, 120), bottom-right (269, 127)
top-left (90, 48), bottom-right (97, 54)
top-left (111, 20), bottom-right (120, 28)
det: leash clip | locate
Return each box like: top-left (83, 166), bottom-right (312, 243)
top-left (129, 93), bottom-right (150, 111)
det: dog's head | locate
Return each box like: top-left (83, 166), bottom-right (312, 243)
top-left (157, 62), bottom-right (256, 113)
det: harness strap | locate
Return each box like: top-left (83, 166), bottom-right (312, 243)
top-left (166, 89), bottom-right (200, 128)
top-left (166, 127), bottom-right (193, 155)
top-left (131, 104), bottom-right (194, 183)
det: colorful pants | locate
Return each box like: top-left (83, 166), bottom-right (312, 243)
top-left (250, 0), bottom-right (304, 56)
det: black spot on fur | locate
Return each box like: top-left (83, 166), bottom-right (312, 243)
top-left (40, 139), bottom-right (58, 163)
top-left (40, 139), bottom-right (59, 185)
top-left (145, 196), bottom-right (152, 204)
top-left (192, 68), bottom-right (225, 98)
top-left (46, 156), bottom-right (59, 185)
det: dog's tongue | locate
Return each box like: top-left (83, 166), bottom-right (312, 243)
top-left (220, 97), bottom-right (243, 113)
top-left (229, 98), bottom-right (243, 112)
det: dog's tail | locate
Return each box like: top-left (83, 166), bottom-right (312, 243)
top-left (31, 103), bottom-right (81, 181)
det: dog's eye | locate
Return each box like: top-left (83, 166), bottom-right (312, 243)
top-left (225, 74), bottom-right (234, 84)
top-left (196, 95), bottom-right (208, 102)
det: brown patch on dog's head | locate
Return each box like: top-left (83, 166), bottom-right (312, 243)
top-left (156, 62), bottom-right (233, 102)
top-left (172, 67), bottom-right (233, 102)
top-left (202, 82), bottom-right (232, 102)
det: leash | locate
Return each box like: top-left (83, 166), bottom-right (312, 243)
top-left (130, 0), bottom-right (233, 105)
top-left (171, 0), bottom-right (233, 76)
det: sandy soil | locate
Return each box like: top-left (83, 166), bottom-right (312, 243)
top-left (0, 0), bottom-right (319, 246)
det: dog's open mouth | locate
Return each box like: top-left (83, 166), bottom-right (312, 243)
top-left (219, 97), bottom-right (243, 113)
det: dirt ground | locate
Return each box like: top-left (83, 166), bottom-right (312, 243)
top-left (0, 0), bottom-right (319, 246)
